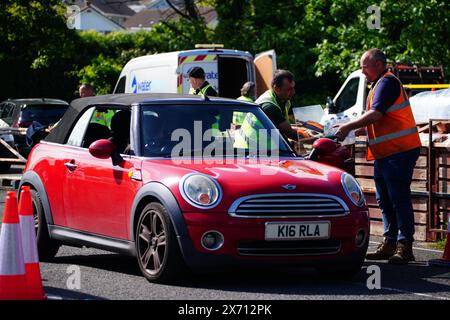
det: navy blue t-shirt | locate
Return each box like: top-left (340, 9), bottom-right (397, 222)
top-left (370, 72), bottom-right (401, 114)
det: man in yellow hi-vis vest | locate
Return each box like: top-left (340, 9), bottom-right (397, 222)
top-left (233, 112), bottom-right (267, 150)
top-left (256, 70), bottom-right (308, 141)
top-left (335, 48), bottom-right (421, 265)
top-left (79, 83), bottom-right (114, 128)
top-left (188, 67), bottom-right (218, 96)
top-left (233, 82), bottom-right (255, 128)
top-left (188, 67), bottom-right (219, 134)
top-left (237, 81), bottom-right (255, 102)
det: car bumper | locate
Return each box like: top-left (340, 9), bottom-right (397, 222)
top-left (178, 211), bottom-right (369, 269)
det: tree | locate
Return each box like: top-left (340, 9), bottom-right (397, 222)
top-left (0, 0), bottom-right (79, 101)
top-left (158, 0), bottom-right (212, 42)
top-left (311, 0), bottom-right (450, 80)
top-left (1, 0), bottom-right (448, 105)
top-left (213, 0), bottom-right (341, 105)
top-left (166, 0), bottom-right (201, 21)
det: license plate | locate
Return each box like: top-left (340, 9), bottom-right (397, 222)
top-left (265, 222), bottom-right (330, 240)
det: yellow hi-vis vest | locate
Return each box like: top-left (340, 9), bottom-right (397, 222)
top-left (237, 95), bottom-right (253, 102)
top-left (233, 113), bottom-right (265, 149)
top-left (189, 83), bottom-right (215, 96)
top-left (190, 83), bottom-right (220, 132)
top-left (255, 90), bottom-right (291, 123)
top-left (233, 96), bottom-right (254, 125)
top-left (91, 110), bottom-right (115, 128)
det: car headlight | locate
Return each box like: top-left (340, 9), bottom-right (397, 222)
top-left (341, 173), bottom-right (365, 207)
top-left (180, 173), bottom-right (222, 209)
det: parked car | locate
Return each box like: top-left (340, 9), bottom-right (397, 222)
top-left (20, 93), bottom-right (369, 283)
top-left (0, 98), bottom-right (68, 159)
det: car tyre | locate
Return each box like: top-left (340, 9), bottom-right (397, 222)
top-left (30, 189), bottom-right (60, 261)
top-left (135, 202), bottom-right (187, 283)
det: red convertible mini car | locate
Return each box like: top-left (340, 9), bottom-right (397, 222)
top-left (20, 94), bottom-right (369, 283)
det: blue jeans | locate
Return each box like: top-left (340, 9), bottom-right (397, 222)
top-left (374, 147), bottom-right (421, 242)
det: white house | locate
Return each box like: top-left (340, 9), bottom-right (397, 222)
top-left (71, 6), bottom-right (125, 32)
top-left (123, 0), bottom-right (218, 31)
top-left (65, 0), bottom-right (136, 32)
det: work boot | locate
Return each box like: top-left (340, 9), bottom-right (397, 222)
top-left (388, 240), bottom-right (415, 265)
top-left (365, 238), bottom-right (397, 260)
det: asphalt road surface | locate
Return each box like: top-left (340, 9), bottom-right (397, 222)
top-left (0, 197), bottom-right (449, 301)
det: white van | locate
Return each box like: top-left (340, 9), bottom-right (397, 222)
top-left (113, 47), bottom-right (277, 99)
top-left (321, 70), bottom-right (369, 123)
top-left (322, 66), bottom-right (449, 124)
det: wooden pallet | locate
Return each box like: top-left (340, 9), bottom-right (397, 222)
top-left (354, 136), bottom-right (449, 241)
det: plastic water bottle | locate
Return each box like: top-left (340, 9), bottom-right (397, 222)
top-left (334, 116), bottom-right (344, 138)
top-left (324, 117), bottom-right (336, 138)
top-left (341, 115), bottom-right (356, 145)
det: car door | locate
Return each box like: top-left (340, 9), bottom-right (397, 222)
top-left (0, 102), bottom-right (15, 126)
top-left (0, 103), bottom-right (6, 124)
top-left (61, 105), bottom-right (135, 239)
top-left (0, 102), bottom-right (17, 147)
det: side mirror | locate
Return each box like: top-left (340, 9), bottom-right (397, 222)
top-left (89, 139), bottom-right (115, 159)
top-left (312, 138), bottom-right (338, 156)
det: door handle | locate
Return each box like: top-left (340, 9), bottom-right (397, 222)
top-left (64, 161), bottom-right (77, 171)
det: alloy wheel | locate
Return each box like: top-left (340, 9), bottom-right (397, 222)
top-left (137, 209), bottom-right (167, 275)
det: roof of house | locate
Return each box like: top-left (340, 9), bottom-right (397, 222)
top-left (122, 9), bottom-right (167, 29)
top-left (66, 0), bottom-right (135, 17)
top-left (147, 0), bottom-right (185, 10)
top-left (123, 7), bottom-right (217, 29)
top-left (91, 0), bottom-right (135, 17)
top-left (79, 5), bottom-right (126, 30)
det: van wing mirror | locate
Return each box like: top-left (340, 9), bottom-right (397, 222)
top-left (326, 96), bottom-right (338, 113)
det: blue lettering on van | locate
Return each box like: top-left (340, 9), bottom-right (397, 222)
top-left (205, 72), bottom-right (218, 80)
top-left (131, 76), bottom-right (138, 94)
top-left (138, 80), bottom-right (152, 92)
top-left (131, 75), bottom-right (152, 93)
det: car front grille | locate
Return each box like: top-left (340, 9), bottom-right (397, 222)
top-left (228, 194), bottom-right (349, 218)
top-left (237, 240), bottom-right (341, 256)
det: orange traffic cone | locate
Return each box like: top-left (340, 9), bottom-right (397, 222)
top-left (18, 186), bottom-right (46, 300)
top-left (429, 216), bottom-right (450, 267)
top-left (0, 191), bottom-right (28, 300)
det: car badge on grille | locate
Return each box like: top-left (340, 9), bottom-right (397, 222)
top-left (281, 184), bottom-right (296, 190)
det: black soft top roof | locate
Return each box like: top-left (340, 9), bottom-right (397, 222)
top-left (45, 93), bottom-right (256, 144)
top-left (3, 98), bottom-right (68, 105)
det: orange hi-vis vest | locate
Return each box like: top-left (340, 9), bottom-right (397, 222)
top-left (366, 71), bottom-right (421, 160)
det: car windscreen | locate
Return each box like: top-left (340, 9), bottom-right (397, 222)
top-left (20, 104), bottom-right (68, 126)
top-left (140, 104), bottom-right (295, 158)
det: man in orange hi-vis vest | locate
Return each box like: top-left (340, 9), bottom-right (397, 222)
top-left (335, 48), bottom-right (421, 265)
